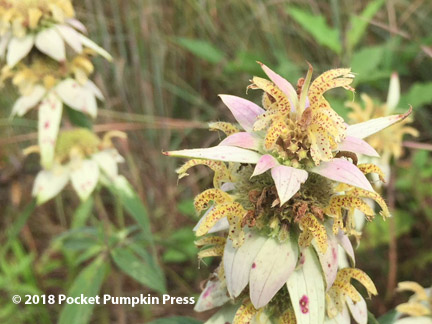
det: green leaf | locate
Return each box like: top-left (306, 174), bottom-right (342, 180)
top-left (0, 200), bottom-right (36, 256)
top-left (162, 227), bottom-right (197, 263)
top-left (378, 310), bottom-right (398, 324)
top-left (148, 317), bottom-right (202, 324)
top-left (71, 197), bottom-right (94, 229)
top-left (177, 199), bottom-right (196, 218)
top-left (286, 7), bottom-right (341, 54)
top-left (107, 176), bottom-right (152, 240)
top-left (399, 82), bottom-right (432, 109)
top-left (347, 0), bottom-right (386, 51)
top-left (58, 256), bottom-right (108, 324)
top-left (368, 311), bottom-right (380, 324)
top-left (351, 46), bottom-right (385, 78)
top-left (111, 245), bottom-right (166, 293)
top-left (65, 107), bottom-right (93, 129)
top-left (175, 38), bottom-right (224, 64)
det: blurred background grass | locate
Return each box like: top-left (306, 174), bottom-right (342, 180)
top-left (0, 0), bottom-right (431, 322)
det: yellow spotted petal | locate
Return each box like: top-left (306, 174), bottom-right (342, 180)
top-left (249, 76), bottom-right (291, 115)
top-left (176, 159), bottom-right (231, 188)
top-left (350, 188), bottom-right (390, 218)
top-left (233, 301), bottom-right (258, 324)
top-left (338, 268), bottom-right (377, 297)
top-left (197, 245), bottom-right (224, 259)
top-left (358, 164), bottom-right (386, 183)
top-left (195, 202), bottom-right (245, 237)
top-left (265, 118), bottom-right (288, 150)
top-left (194, 188), bottom-right (233, 212)
top-left (209, 121), bottom-right (240, 136)
top-left (299, 214), bottom-right (328, 253)
top-left (309, 68), bottom-right (355, 107)
top-left (194, 236), bottom-right (226, 247)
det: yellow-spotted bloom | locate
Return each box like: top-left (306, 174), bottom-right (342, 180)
top-left (0, 0), bottom-right (111, 67)
top-left (166, 63), bottom-right (411, 323)
top-left (28, 128), bottom-right (125, 204)
top-left (394, 281), bottom-right (432, 324)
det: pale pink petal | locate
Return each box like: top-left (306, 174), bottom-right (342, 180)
top-left (271, 165), bottom-right (308, 206)
top-left (347, 295), bottom-right (368, 324)
top-left (66, 18), bottom-right (87, 33)
top-left (219, 95), bottom-right (265, 132)
top-left (252, 154), bottom-right (279, 177)
top-left (338, 136), bottom-right (379, 157)
top-left (35, 28), bottom-right (66, 62)
top-left (346, 107), bottom-right (412, 139)
top-left (286, 247), bottom-right (326, 324)
top-left (259, 62), bottom-right (298, 107)
top-left (219, 132), bottom-right (260, 150)
top-left (32, 167), bottom-right (69, 205)
top-left (38, 93), bottom-right (63, 169)
top-left (311, 158), bottom-right (373, 192)
top-left (7, 35), bottom-right (35, 67)
top-left (55, 78), bottom-right (97, 117)
top-left (11, 85), bottom-right (46, 116)
top-left (55, 24), bottom-right (83, 53)
top-left (313, 230), bottom-right (338, 291)
top-left (386, 72), bottom-right (400, 112)
top-left (194, 276), bottom-right (230, 312)
top-left (336, 230), bottom-right (355, 266)
top-left (165, 146), bottom-right (262, 164)
top-left (224, 231), bottom-right (267, 298)
top-left (70, 159), bottom-right (99, 200)
top-left (249, 236), bottom-right (298, 308)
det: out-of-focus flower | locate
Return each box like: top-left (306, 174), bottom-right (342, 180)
top-left (1, 53), bottom-right (105, 168)
top-left (27, 128), bottom-right (125, 204)
top-left (0, 0), bottom-right (111, 67)
top-left (394, 281), bottom-right (432, 324)
top-left (347, 73), bottom-right (419, 183)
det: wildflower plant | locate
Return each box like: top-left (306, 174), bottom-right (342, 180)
top-left (166, 63), bottom-right (412, 323)
top-left (0, 1), bottom-right (166, 322)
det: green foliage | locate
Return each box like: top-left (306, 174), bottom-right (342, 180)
top-left (148, 317), bottom-right (202, 324)
top-left (162, 226), bottom-right (197, 263)
top-left (58, 257), bottom-right (109, 324)
top-left (399, 82), bottom-right (432, 109)
top-left (347, 0), bottom-right (386, 51)
top-left (351, 46), bottom-right (387, 83)
top-left (378, 310), bottom-right (398, 324)
top-left (175, 37), bottom-right (225, 64)
top-left (65, 107), bottom-right (93, 129)
top-left (286, 7), bottom-right (341, 54)
top-left (111, 245), bottom-right (166, 293)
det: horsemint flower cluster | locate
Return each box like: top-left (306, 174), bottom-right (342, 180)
top-left (0, 0), bottom-right (124, 204)
top-left (166, 62), bottom-right (412, 324)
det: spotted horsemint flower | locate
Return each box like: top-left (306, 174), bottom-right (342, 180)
top-left (166, 63), bottom-right (413, 324)
top-left (1, 49), bottom-right (108, 168)
top-left (0, 0), bottom-right (111, 67)
top-left (26, 128), bottom-right (125, 204)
